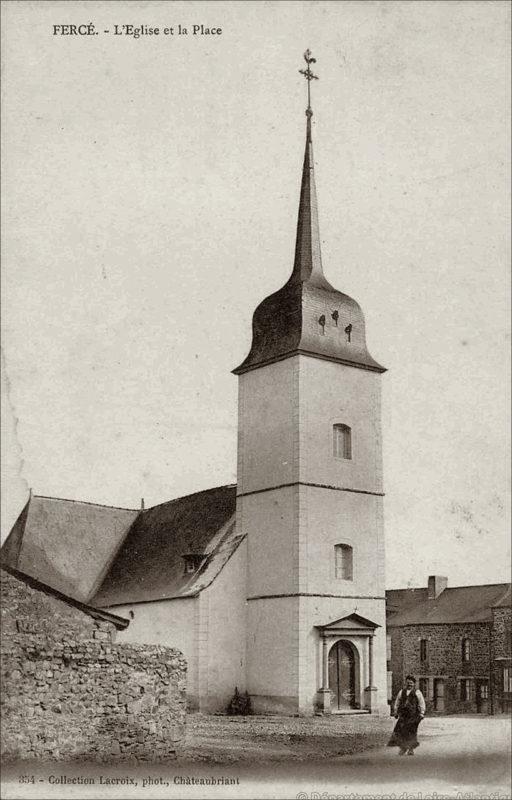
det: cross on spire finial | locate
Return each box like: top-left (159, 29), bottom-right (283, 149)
top-left (299, 49), bottom-right (319, 116)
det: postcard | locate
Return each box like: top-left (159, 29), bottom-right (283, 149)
top-left (1, 2), bottom-right (510, 799)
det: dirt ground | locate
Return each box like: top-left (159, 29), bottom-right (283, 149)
top-left (1, 714), bottom-right (510, 799)
top-left (180, 711), bottom-right (393, 762)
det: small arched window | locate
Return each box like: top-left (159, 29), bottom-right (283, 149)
top-left (334, 544), bottom-right (353, 580)
top-left (462, 638), bottom-right (471, 662)
top-left (333, 424), bottom-right (352, 460)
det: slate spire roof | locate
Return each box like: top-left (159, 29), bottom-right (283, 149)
top-left (233, 55), bottom-right (385, 376)
top-left (291, 108), bottom-right (327, 288)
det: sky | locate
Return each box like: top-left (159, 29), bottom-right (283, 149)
top-left (1, 1), bottom-right (510, 589)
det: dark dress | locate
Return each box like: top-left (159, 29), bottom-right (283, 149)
top-left (387, 689), bottom-right (422, 750)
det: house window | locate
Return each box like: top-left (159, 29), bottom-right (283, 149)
top-left (479, 683), bottom-right (489, 700)
top-left (462, 638), bottom-right (471, 662)
top-left (460, 679), bottom-right (471, 701)
top-left (503, 667), bottom-right (512, 693)
top-left (420, 639), bottom-right (428, 662)
top-left (334, 544), bottom-right (353, 580)
top-left (419, 677), bottom-right (428, 698)
top-left (333, 424), bottom-right (352, 459)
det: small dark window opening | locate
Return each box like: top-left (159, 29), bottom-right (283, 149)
top-left (460, 679), bottom-right (470, 701)
top-left (318, 314), bottom-right (326, 335)
top-left (331, 310), bottom-right (339, 326)
top-left (182, 553), bottom-right (205, 575)
top-left (420, 639), bottom-right (428, 662)
top-left (503, 667), bottom-right (512, 693)
top-left (462, 638), bottom-right (471, 662)
top-left (344, 323), bottom-right (352, 342)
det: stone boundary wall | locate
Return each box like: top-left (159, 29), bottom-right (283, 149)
top-left (1, 570), bottom-right (187, 763)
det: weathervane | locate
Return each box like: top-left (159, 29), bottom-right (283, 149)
top-left (299, 49), bottom-right (319, 116)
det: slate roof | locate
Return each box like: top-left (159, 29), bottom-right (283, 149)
top-left (92, 484), bottom-right (239, 606)
top-left (387, 583), bottom-right (511, 627)
top-left (386, 587), bottom-right (429, 619)
top-left (1, 485), bottom-right (240, 608)
top-left (1, 496), bottom-right (139, 604)
top-left (492, 585), bottom-right (511, 608)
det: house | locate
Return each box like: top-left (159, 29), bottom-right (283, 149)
top-left (386, 575), bottom-right (511, 714)
top-left (2, 59), bottom-right (389, 716)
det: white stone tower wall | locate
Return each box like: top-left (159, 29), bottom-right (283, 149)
top-left (298, 357), bottom-right (383, 493)
top-left (237, 353), bottom-right (387, 714)
top-left (237, 357), bottom-right (300, 494)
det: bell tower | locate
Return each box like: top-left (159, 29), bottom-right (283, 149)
top-left (234, 52), bottom-right (388, 715)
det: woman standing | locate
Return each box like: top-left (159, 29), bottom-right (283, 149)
top-left (388, 675), bottom-right (426, 755)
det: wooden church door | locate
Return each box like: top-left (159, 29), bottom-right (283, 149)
top-left (328, 640), bottom-right (356, 710)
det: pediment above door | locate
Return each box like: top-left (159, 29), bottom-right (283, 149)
top-left (315, 613), bottom-right (380, 636)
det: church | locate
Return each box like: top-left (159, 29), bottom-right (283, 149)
top-left (1, 53), bottom-right (389, 716)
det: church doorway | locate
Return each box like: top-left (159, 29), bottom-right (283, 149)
top-left (328, 640), bottom-right (357, 710)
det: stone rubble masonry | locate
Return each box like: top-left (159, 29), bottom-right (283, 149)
top-left (491, 606), bottom-right (512, 713)
top-left (1, 570), bottom-right (187, 763)
top-left (492, 607), bottom-right (511, 660)
top-left (389, 622), bottom-right (493, 714)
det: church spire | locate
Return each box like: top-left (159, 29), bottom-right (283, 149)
top-left (233, 50), bottom-right (385, 376)
top-left (292, 50), bottom-right (324, 285)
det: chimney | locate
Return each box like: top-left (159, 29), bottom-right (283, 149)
top-left (428, 575), bottom-right (448, 600)
top-left (140, 497), bottom-right (145, 511)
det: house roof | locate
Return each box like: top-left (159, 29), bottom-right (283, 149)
top-left (0, 564), bottom-right (129, 630)
top-left (492, 585), bottom-right (511, 608)
top-left (387, 583), bottom-right (511, 627)
top-left (92, 484), bottom-right (239, 606)
top-left (386, 587), bottom-right (429, 619)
